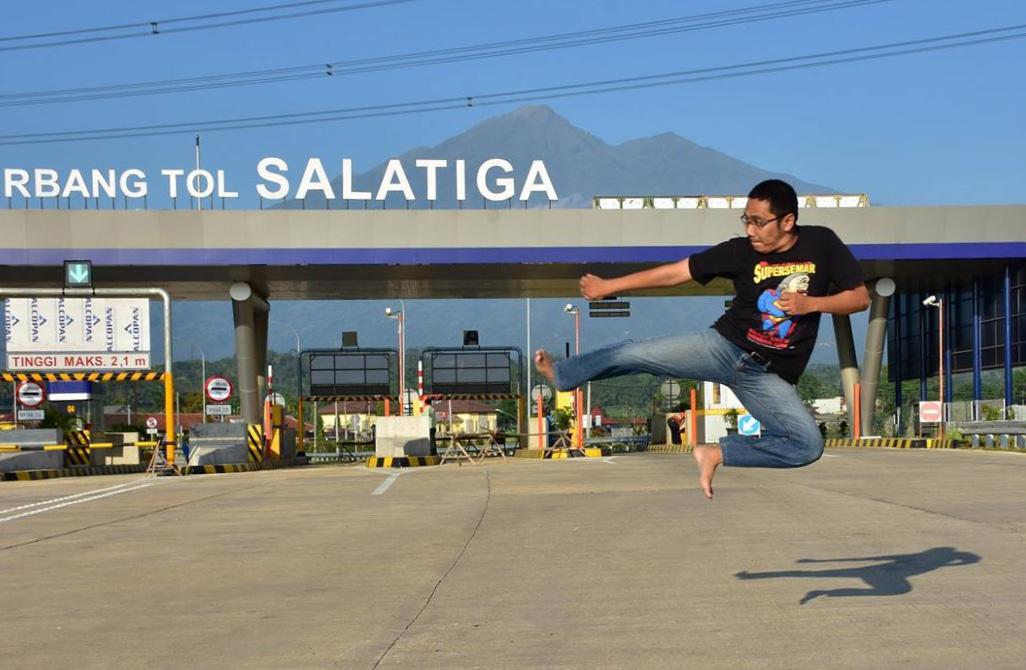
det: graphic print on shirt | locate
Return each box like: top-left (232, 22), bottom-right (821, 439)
top-left (749, 261), bottom-right (816, 349)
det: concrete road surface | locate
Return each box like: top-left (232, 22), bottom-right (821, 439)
top-left (1, 448), bottom-right (1023, 669)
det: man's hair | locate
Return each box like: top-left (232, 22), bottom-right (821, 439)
top-left (748, 179), bottom-right (799, 223)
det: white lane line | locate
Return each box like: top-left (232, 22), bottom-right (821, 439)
top-left (372, 473), bottom-right (401, 496)
top-left (0, 482), bottom-right (155, 524)
top-left (0, 479), bottom-right (149, 516)
top-left (601, 456), bottom-right (617, 464)
top-left (822, 454), bottom-right (842, 458)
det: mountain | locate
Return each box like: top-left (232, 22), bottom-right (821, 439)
top-left (278, 105), bottom-right (836, 210)
top-left (168, 105), bottom-right (852, 361)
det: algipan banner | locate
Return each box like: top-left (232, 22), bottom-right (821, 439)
top-left (5, 297), bottom-right (150, 355)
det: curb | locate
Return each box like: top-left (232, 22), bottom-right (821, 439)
top-left (1, 464), bottom-right (148, 482)
top-left (365, 456), bottom-right (440, 468)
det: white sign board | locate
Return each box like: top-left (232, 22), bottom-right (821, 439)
top-left (17, 409), bottom-right (45, 421)
top-left (147, 428), bottom-right (159, 435)
top-left (206, 404), bottom-right (232, 416)
top-left (5, 298), bottom-right (150, 370)
top-left (7, 353), bottom-right (151, 371)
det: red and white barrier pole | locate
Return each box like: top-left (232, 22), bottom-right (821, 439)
top-left (417, 360), bottom-right (424, 414)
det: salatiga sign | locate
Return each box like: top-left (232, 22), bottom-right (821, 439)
top-left (1, 158), bottom-right (558, 204)
top-left (5, 297), bottom-right (151, 371)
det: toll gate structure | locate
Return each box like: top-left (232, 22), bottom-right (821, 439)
top-left (0, 205), bottom-right (1023, 437)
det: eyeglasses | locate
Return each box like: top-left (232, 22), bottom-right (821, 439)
top-left (740, 213), bottom-right (781, 229)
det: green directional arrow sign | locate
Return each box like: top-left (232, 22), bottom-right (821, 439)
top-left (64, 260), bottom-right (93, 288)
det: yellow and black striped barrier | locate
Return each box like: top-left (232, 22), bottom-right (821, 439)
top-left (247, 424), bottom-right (264, 463)
top-left (300, 395), bottom-right (399, 403)
top-left (425, 393), bottom-right (521, 400)
top-left (644, 444), bottom-right (695, 454)
top-left (183, 457), bottom-right (305, 476)
top-left (0, 464), bottom-right (147, 481)
top-left (63, 430), bottom-right (92, 466)
top-left (365, 456), bottom-right (439, 468)
top-left (65, 446), bottom-right (90, 466)
top-left (825, 438), bottom-right (926, 449)
top-left (0, 372), bottom-right (165, 383)
top-left (924, 439), bottom-right (962, 449)
top-left (66, 430), bottom-right (91, 446)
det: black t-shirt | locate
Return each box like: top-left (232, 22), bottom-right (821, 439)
top-left (688, 225), bottom-right (865, 384)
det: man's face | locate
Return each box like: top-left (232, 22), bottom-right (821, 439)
top-left (744, 198), bottom-right (795, 253)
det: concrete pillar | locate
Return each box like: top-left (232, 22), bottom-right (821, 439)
top-left (231, 283), bottom-right (270, 425)
top-left (833, 314), bottom-right (859, 434)
top-left (1004, 265), bottom-right (1014, 408)
top-left (860, 278), bottom-right (895, 437)
top-left (894, 292), bottom-right (903, 435)
top-left (254, 307), bottom-right (269, 400)
top-left (972, 277), bottom-right (982, 407)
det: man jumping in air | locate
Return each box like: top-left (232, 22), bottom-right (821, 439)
top-left (534, 179), bottom-right (869, 499)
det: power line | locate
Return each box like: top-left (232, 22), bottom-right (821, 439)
top-left (0, 0), bottom-right (423, 52)
top-left (1, 22), bottom-right (1022, 146)
top-left (0, 0), bottom-right (899, 106)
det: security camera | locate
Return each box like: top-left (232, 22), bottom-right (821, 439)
top-left (923, 295), bottom-right (938, 307)
top-left (384, 307), bottom-right (394, 316)
top-left (564, 303), bottom-right (575, 313)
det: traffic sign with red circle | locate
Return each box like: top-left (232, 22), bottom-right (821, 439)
top-left (145, 416), bottom-right (159, 429)
top-left (16, 381), bottom-right (46, 407)
top-left (205, 376), bottom-right (234, 403)
top-left (919, 401), bottom-right (943, 423)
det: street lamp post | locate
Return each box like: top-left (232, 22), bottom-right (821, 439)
top-left (385, 299), bottom-right (406, 415)
top-left (191, 343), bottom-right (206, 423)
top-left (564, 303), bottom-right (583, 448)
top-left (923, 295), bottom-right (945, 438)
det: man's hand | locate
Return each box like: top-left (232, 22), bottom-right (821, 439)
top-left (778, 291), bottom-right (818, 316)
top-left (580, 274), bottom-right (611, 300)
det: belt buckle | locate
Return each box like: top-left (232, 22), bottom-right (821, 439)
top-left (749, 351), bottom-right (770, 368)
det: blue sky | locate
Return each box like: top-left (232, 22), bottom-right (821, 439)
top-left (2, 0), bottom-right (1024, 207)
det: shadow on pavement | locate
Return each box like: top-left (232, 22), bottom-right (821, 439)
top-left (735, 546), bottom-right (981, 605)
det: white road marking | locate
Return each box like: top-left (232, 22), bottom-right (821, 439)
top-left (372, 473), bottom-right (401, 496)
top-left (822, 454), bottom-right (842, 458)
top-left (0, 482), bottom-right (156, 524)
top-left (0, 479), bottom-right (149, 516)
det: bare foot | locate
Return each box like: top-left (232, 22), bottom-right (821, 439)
top-left (534, 350), bottom-right (556, 386)
top-left (693, 445), bottom-right (723, 500)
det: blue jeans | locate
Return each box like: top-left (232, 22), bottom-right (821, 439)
top-left (551, 330), bottom-right (823, 468)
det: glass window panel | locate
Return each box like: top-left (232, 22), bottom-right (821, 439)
top-left (457, 354), bottom-right (487, 368)
top-left (487, 353), bottom-right (510, 367)
top-left (460, 368), bottom-right (487, 383)
top-left (310, 370), bottom-right (335, 384)
top-left (337, 356), bottom-right (364, 369)
top-left (434, 369), bottom-right (457, 383)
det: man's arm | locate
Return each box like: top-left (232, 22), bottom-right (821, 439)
top-left (580, 258), bottom-right (692, 300)
top-left (778, 285), bottom-right (870, 316)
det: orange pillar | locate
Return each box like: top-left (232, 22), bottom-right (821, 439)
top-left (689, 388), bottom-right (698, 446)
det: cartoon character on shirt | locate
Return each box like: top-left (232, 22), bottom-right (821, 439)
top-left (757, 273), bottom-right (811, 339)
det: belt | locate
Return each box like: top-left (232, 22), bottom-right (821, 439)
top-left (748, 350), bottom-right (772, 369)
